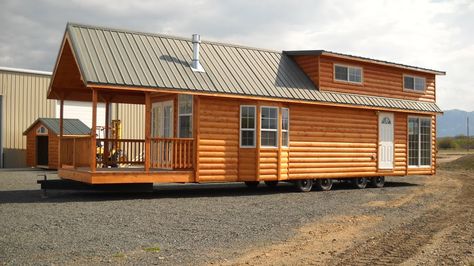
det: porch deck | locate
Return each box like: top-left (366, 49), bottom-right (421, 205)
top-left (59, 167), bottom-right (195, 184)
top-left (58, 136), bottom-right (195, 184)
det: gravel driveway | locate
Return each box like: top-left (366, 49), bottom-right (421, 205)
top-left (0, 166), bottom-right (471, 265)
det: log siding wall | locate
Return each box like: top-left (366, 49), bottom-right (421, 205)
top-left (293, 55), bottom-right (436, 102)
top-left (197, 95), bottom-right (435, 183)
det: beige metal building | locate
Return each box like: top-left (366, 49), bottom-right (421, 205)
top-left (0, 67), bottom-right (143, 168)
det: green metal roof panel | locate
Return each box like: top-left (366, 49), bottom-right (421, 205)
top-left (66, 23), bottom-right (442, 113)
top-left (38, 118), bottom-right (90, 135)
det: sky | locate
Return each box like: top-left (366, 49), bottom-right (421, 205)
top-left (0, 0), bottom-right (473, 111)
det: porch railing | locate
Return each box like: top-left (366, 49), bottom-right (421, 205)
top-left (59, 136), bottom-right (194, 170)
top-left (150, 138), bottom-right (194, 169)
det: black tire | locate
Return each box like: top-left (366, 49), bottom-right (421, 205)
top-left (351, 178), bottom-right (368, 189)
top-left (294, 179), bottom-right (313, 192)
top-left (315, 178), bottom-right (333, 191)
top-left (370, 176), bottom-right (385, 188)
top-left (244, 181), bottom-right (259, 188)
top-left (264, 181), bottom-right (278, 187)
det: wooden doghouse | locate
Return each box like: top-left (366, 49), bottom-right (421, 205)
top-left (23, 118), bottom-right (90, 169)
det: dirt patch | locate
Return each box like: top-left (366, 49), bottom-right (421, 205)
top-left (220, 215), bottom-right (383, 266)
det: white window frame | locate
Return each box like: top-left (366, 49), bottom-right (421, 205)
top-left (281, 108), bottom-right (289, 148)
top-left (36, 126), bottom-right (48, 135)
top-left (177, 95), bottom-right (193, 138)
top-left (408, 116), bottom-right (432, 168)
top-left (403, 74), bottom-right (426, 93)
top-left (260, 106), bottom-right (279, 148)
top-left (239, 105), bottom-right (256, 148)
top-left (334, 64), bottom-right (363, 84)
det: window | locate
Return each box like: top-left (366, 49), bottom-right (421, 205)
top-left (408, 117), bottom-right (431, 167)
top-left (178, 95), bottom-right (193, 138)
top-left (261, 106), bottom-right (278, 147)
top-left (281, 108), bottom-right (289, 147)
top-left (36, 126), bottom-right (48, 135)
top-left (334, 64), bottom-right (362, 83)
top-left (240, 105), bottom-right (256, 147)
top-left (404, 75), bottom-right (426, 92)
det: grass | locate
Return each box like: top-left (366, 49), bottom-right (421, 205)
top-left (143, 246), bottom-right (161, 252)
top-left (440, 154), bottom-right (474, 170)
top-left (112, 253), bottom-right (126, 259)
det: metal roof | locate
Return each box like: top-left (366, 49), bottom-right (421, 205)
top-left (0, 66), bottom-right (52, 76)
top-left (65, 23), bottom-right (442, 113)
top-left (284, 50), bottom-right (446, 75)
top-left (23, 118), bottom-right (90, 135)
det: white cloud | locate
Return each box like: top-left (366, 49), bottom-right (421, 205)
top-left (0, 0), bottom-right (472, 110)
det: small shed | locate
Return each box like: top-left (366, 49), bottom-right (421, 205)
top-left (23, 118), bottom-right (90, 169)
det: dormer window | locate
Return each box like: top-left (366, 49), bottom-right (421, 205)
top-left (404, 75), bottom-right (426, 92)
top-left (334, 64), bottom-right (362, 83)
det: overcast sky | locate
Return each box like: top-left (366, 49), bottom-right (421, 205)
top-left (0, 0), bottom-right (473, 111)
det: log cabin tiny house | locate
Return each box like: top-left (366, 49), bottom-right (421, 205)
top-left (23, 118), bottom-right (90, 169)
top-left (47, 23), bottom-right (445, 191)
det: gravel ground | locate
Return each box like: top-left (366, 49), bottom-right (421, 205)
top-left (0, 164), bottom-right (472, 265)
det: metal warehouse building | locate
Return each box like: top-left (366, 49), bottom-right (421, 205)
top-left (0, 67), bottom-right (144, 168)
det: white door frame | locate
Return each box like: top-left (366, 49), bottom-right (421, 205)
top-left (151, 100), bottom-right (174, 138)
top-left (378, 112), bottom-right (394, 170)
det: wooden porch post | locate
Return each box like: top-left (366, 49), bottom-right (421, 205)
top-left (104, 101), bottom-right (110, 167)
top-left (58, 97), bottom-right (64, 169)
top-left (90, 89), bottom-right (97, 172)
top-left (145, 92), bottom-right (151, 172)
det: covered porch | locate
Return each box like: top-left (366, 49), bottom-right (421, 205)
top-left (55, 88), bottom-right (197, 184)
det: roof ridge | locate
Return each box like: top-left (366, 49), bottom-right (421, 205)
top-left (67, 22), bottom-right (282, 54)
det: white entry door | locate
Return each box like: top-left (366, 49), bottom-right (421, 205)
top-left (151, 101), bottom-right (174, 168)
top-left (152, 100), bottom-right (174, 138)
top-left (378, 112), bottom-right (394, 169)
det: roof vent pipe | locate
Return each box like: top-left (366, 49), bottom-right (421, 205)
top-left (191, 34), bottom-right (204, 72)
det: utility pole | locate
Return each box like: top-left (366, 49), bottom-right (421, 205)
top-left (468, 116), bottom-right (470, 152)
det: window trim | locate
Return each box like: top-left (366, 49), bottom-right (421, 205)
top-left (239, 105), bottom-right (256, 148)
top-left (36, 126), bottom-right (48, 135)
top-left (403, 74), bottom-right (426, 93)
top-left (407, 116), bottom-right (432, 168)
top-left (260, 106), bottom-right (279, 148)
top-left (333, 63), bottom-right (363, 84)
top-left (281, 107), bottom-right (289, 148)
top-left (177, 95), bottom-right (193, 138)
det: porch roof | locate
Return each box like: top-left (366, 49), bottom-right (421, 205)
top-left (49, 23), bottom-right (442, 113)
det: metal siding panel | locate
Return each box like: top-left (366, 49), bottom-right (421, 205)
top-left (160, 38), bottom-right (197, 90)
top-left (236, 48), bottom-right (274, 97)
top-left (267, 52), bottom-right (307, 99)
top-left (212, 45), bottom-right (246, 94)
top-left (252, 51), bottom-right (290, 98)
top-left (242, 49), bottom-right (281, 97)
top-left (196, 43), bottom-right (229, 92)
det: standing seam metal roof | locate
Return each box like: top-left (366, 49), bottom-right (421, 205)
top-left (23, 118), bottom-right (91, 135)
top-left (65, 23), bottom-right (442, 113)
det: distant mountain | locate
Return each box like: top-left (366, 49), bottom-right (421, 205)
top-left (437, 109), bottom-right (474, 137)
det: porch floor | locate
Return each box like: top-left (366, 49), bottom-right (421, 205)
top-left (58, 167), bottom-right (195, 184)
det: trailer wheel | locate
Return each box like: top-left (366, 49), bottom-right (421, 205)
top-left (351, 178), bottom-right (368, 189)
top-left (264, 181), bottom-right (278, 187)
top-left (315, 178), bottom-right (333, 191)
top-left (370, 176), bottom-right (385, 188)
top-left (244, 181), bottom-right (259, 188)
top-left (295, 179), bottom-right (313, 192)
